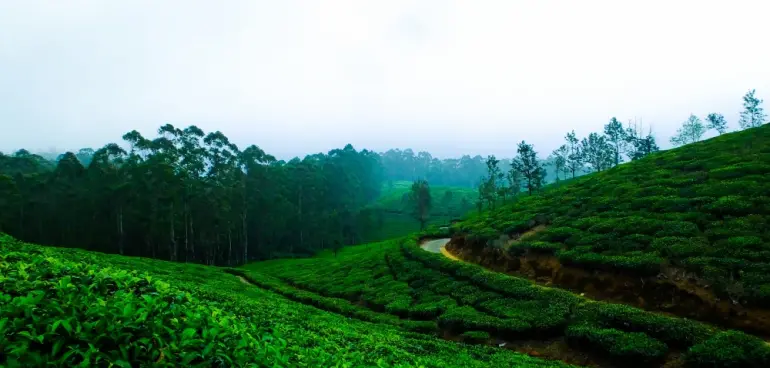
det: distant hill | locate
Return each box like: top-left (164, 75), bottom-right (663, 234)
top-left (361, 181), bottom-right (476, 242)
top-left (448, 125), bottom-right (770, 335)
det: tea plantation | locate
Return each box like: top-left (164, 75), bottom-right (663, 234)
top-left (453, 125), bottom-right (770, 308)
top-left (0, 233), bottom-right (570, 367)
top-left (244, 234), bottom-right (770, 367)
top-left (361, 181), bottom-right (476, 242)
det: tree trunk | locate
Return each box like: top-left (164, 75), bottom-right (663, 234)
top-left (190, 216), bottom-right (195, 262)
top-left (298, 184), bottom-right (304, 250)
top-left (184, 209), bottom-right (189, 262)
top-left (242, 210), bottom-right (247, 264)
top-left (170, 203), bottom-right (177, 261)
top-left (228, 228), bottom-right (233, 266)
top-left (117, 206), bottom-right (124, 255)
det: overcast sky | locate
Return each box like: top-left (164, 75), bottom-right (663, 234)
top-left (1, 0), bottom-right (769, 160)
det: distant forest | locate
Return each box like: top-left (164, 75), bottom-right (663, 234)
top-left (0, 89), bottom-right (763, 265)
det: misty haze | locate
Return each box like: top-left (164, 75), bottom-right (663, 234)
top-left (1, 1), bottom-right (769, 368)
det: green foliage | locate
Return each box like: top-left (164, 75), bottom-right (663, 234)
top-left (409, 179), bottom-right (433, 231)
top-left (738, 89), bottom-right (767, 129)
top-left (574, 302), bottom-right (713, 347)
top-left (705, 113), bottom-right (728, 135)
top-left (565, 323), bottom-right (668, 363)
top-left (671, 114), bottom-right (706, 146)
top-left (362, 182), bottom-right (476, 242)
top-left (512, 141), bottom-right (547, 195)
top-left (0, 235), bottom-right (287, 367)
top-left (461, 330), bottom-right (491, 343)
top-left (454, 125), bottom-right (770, 307)
top-left (0, 234), bottom-right (573, 368)
top-left (685, 331), bottom-right (770, 367)
top-left (236, 234), bottom-right (770, 367)
top-left (0, 125), bottom-right (386, 265)
top-left (508, 241), bottom-right (562, 255)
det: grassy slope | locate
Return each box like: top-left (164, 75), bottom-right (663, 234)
top-left (243, 235), bottom-right (770, 368)
top-left (0, 234), bottom-right (567, 368)
top-left (455, 125), bottom-right (770, 307)
top-left (363, 181), bottom-right (476, 242)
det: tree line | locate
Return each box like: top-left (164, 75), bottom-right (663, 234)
top-left (471, 89), bottom-right (767, 211)
top-left (379, 149), bottom-right (563, 188)
top-left (0, 125), bottom-right (383, 265)
top-left (1, 90), bottom-right (765, 265)
top-left (670, 89), bottom-right (766, 146)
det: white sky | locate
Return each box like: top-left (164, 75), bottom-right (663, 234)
top-left (1, 0), bottom-right (769, 160)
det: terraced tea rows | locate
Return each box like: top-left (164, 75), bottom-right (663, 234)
top-left (0, 234), bottom-right (571, 368)
top-left (244, 234), bottom-right (770, 367)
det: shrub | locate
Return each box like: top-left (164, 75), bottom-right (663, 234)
top-left (461, 331), bottom-right (491, 344)
top-left (706, 196), bottom-right (755, 217)
top-left (536, 227), bottom-right (583, 243)
top-left (508, 241), bottom-right (562, 255)
top-left (578, 302), bottom-right (713, 347)
top-left (557, 249), bottom-right (662, 276)
top-left (651, 237), bottom-right (709, 259)
top-left (565, 323), bottom-right (668, 363)
top-left (685, 331), bottom-right (770, 368)
top-left (0, 251), bottom-right (287, 367)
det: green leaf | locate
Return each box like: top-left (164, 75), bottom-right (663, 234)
top-left (183, 328), bottom-right (197, 339)
top-left (52, 340), bottom-right (64, 357)
top-left (113, 360), bottom-right (132, 368)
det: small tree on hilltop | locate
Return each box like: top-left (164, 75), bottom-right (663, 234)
top-left (739, 89), bottom-right (767, 129)
top-left (550, 145), bottom-right (568, 181)
top-left (478, 155), bottom-right (502, 209)
top-left (604, 117), bottom-right (628, 167)
top-left (409, 179), bottom-right (432, 231)
top-left (705, 113), bottom-right (728, 135)
top-left (625, 118), bottom-right (660, 160)
top-left (581, 133), bottom-right (613, 172)
top-left (507, 168), bottom-right (522, 197)
top-left (512, 141), bottom-right (545, 195)
top-left (670, 114), bottom-right (706, 146)
top-left (564, 131), bottom-right (583, 178)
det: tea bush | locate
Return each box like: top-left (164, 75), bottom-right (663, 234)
top-left (244, 231), bottom-right (770, 366)
top-left (684, 331), bottom-right (770, 368)
top-left (565, 323), bottom-right (668, 364)
top-left (0, 241), bottom-right (287, 367)
top-left (453, 125), bottom-right (770, 307)
top-left (0, 234), bottom-right (574, 368)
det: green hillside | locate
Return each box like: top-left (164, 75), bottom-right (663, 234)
top-left (361, 181), bottom-right (476, 242)
top-left (243, 234), bottom-right (770, 367)
top-left (0, 233), bottom-right (568, 368)
top-left (447, 125), bottom-right (770, 335)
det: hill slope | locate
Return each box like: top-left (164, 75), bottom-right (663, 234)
top-left (361, 181), bottom-right (476, 242)
top-left (0, 234), bottom-right (568, 368)
top-left (243, 234), bottom-right (770, 368)
top-left (446, 125), bottom-right (770, 335)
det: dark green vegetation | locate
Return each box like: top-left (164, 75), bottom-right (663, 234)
top-left (0, 126), bottom-right (386, 265)
top-left (1, 90), bottom-right (765, 367)
top-left (380, 149), bottom-right (565, 187)
top-left (362, 180), bottom-right (475, 242)
top-left (0, 128), bottom-right (493, 266)
top-left (243, 232), bottom-right (770, 367)
top-left (0, 233), bottom-right (571, 367)
top-left (452, 125), bottom-right (770, 310)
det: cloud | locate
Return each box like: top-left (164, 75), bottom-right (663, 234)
top-left (1, 0), bottom-right (769, 159)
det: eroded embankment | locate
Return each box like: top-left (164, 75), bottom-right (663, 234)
top-left (446, 234), bottom-right (770, 339)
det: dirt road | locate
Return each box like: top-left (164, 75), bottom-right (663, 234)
top-left (420, 238), bottom-right (461, 261)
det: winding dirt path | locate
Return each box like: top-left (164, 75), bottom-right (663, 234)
top-left (420, 238), bottom-right (461, 261)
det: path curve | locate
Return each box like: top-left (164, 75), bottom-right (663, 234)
top-left (420, 238), bottom-right (461, 261)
